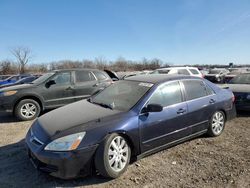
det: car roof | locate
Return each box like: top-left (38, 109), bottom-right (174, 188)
top-left (157, 67), bottom-right (198, 70)
top-left (125, 74), bottom-right (200, 84)
top-left (53, 68), bottom-right (103, 72)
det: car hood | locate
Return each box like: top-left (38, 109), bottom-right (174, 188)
top-left (0, 83), bottom-right (34, 92)
top-left (37, 100), bottom-right (121, 137)
top-left (218, 84), bottom-right (250, 93)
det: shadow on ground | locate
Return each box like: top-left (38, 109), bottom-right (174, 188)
top-left (0, 139), bottom-right (111, 187)
top-left (0, 112), bottom-right (19, 123)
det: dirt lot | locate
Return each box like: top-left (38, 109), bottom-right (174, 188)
top-left (0, 112), bottom-right (249, 188)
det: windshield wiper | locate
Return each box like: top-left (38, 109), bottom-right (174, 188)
top-left (91, 101), bottom-right (113, 110)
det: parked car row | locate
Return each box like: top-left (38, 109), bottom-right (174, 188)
top-left (204, 67), bottom-right (250, 83)
top-left (0, 74), bottom-right (42, 87)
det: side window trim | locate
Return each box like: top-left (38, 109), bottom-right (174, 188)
top-left (181, 79), bottom-right (216, 102)
top-left (90, 71), bottom-right (98, 81)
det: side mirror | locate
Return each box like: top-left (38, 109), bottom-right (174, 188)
top-left (112, 78), bottom-right (119, 81)
top-left (142, 104), bottom-right (163, 113)
top-left (45, 80), bottom-right (56, 88)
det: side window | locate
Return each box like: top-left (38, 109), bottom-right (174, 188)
top-left (9, 76), bottom-right (18, 81)
top-left (182, 80), bottom-right (207, 100)
top-left (93, 71), bottom-right (108, 80)
top-left (189, 69), bottom-right (199, 75)
top-left (75, 71), bottom-right (95, 83)
top-left (169, 69), bottom-right (178, 74)
top-left (178, 69), bottom-right (190, 75)
top-left (52, 72), bottom-right (71, 85)
top-left (205, 84), bottom-right (215, 95)
top-left (149, 81), bottom-right (183, 107)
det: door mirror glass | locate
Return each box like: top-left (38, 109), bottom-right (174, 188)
top-left (45, 80), bottom-right (56, 88)
top-left (142, 104), bottom-right (163, 113)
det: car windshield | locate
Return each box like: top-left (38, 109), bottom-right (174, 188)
top-left (229, 74), bottom-right (250, 84)
top-left (90, 80), bottom-right (153, 111)
top-left (32, 72), bottom-right (54, 84)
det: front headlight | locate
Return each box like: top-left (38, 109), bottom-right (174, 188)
top-left (0, 90), bottom-right (17, 96)
top-left (44, 132), bottom-right (86, 151)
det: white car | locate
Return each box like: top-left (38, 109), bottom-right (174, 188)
top-left (151, 67), bottom-right (203, 78)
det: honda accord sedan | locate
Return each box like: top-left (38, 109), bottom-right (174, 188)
top-left (25, 74), bottom-right (236, 179)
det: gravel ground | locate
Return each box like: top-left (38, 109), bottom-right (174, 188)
top-left (0, 112), bottom-right (249, 188)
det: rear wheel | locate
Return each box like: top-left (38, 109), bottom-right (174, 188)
top-left (95, 133), bottom-right (131, 178)
top-left (207, 111), bottom-right (225, 137)
top-left (15, 99), bottom-right (41, 121)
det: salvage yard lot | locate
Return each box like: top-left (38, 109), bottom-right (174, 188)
top-left (0, 112), bottom-right (249, 188)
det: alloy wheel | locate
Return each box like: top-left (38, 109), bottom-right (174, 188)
top-left (108, 136), bottom-right (129, 172)
top-left (20, 103), bottom-right (37, 118)
top-left (212, 112), bottom-right (225, 135)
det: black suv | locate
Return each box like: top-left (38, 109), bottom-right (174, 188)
top-left (0, 69), bottom-right (116, 121)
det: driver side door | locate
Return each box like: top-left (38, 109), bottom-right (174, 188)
top-left (42, 71), bottom-right (75, 108)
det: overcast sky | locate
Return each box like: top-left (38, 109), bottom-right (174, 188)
top-left (0, 0), bottom-right (250, 65)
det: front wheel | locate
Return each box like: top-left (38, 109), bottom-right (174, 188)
top-left (207, 111), bottom-right (225, 137)
top-left (15, 99), bottom-right (41, 121)
top-left (95, 133), bottom-right (131, 178)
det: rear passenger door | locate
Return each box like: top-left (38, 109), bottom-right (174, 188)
top-left (72, 70), bottom-right (99, 101)
top-left (182, 80), bottom-right (217, 133)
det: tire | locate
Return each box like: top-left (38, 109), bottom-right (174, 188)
top-left (15, 99), bottom-right (41, 121)
top-left (207, 111), bottom-right (225, 137)
top-left (95, 133), bottom-right (131, 178)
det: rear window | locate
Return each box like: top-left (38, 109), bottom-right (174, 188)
top-left (93, 71), bottom-right (108, 80)
top-left (182, 80), bottom-right (208, 100)
top-left (189, 69), bottom-right (199, 75)
top-left (75, 71), bottom-right (95, 82)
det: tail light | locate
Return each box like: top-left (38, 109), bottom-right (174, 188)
top-left (232, 93), bottom-right (235, 103)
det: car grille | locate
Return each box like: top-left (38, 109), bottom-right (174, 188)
top-left (30, 129), bottom-right (44, 146)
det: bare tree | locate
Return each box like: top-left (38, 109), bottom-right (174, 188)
top-left (11, 47), bottom-right (32, 74)
top-left (0, 60), bottom-right (18, 74)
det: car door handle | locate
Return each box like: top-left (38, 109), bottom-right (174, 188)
top-left (209, 99), bottom-right (216, 104)
top-left (177, 108), bottom-right (186, 114)
top-left (93, 83), bottom-right (100, 87)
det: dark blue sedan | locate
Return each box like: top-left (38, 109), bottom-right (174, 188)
top-left (25, 74), bottom-right (236, 179)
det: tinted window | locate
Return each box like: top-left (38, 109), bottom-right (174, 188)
top-left (94, 71), bottom-right (108, 80)
top-left (183, 80), bottom-right (207, 100)
top-left (149, 81), bottom-right (183, 107)
top-left (9, 76), bottom-right (18, 81)
top-left (178, 69), bottom-right (190, 75)
top-left (189, 69), bottom-right (199, 75)
top-left (206, 84), bottom-right (215, 95)
top-left (75, 71), bottom-right (95, 82)
top-left (53, 72), bottom-right (71, 85)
